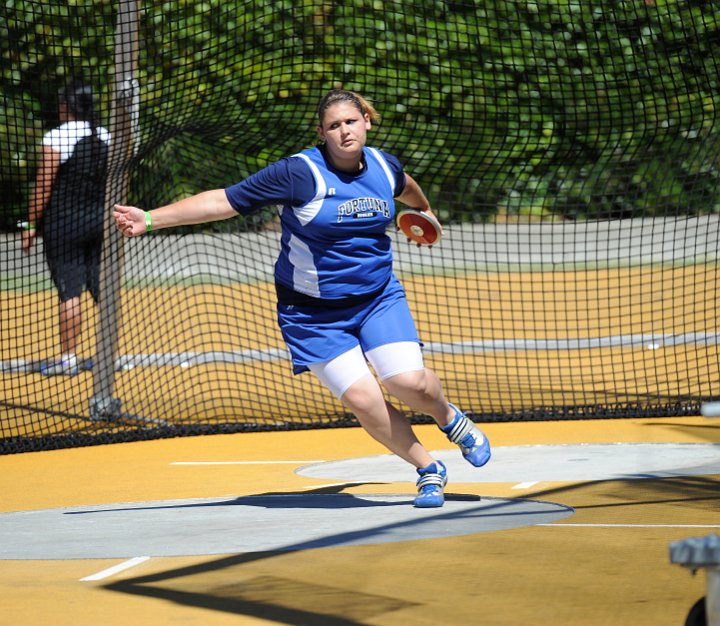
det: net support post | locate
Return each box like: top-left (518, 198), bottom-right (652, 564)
top-left (90, 0), bottom-right (140, 422)
top-left (670, 534), bottom-right (720, 626)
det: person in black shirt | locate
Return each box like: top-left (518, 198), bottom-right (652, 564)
top-left (22, 80), bottom-right (110, 376)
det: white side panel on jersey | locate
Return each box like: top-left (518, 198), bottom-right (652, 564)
top-left (292, 153), bottom-right (327, 225)
top-left (366, 147), bottom-right (396, 195)
top-left (288, 234), bottom-right (320, 297)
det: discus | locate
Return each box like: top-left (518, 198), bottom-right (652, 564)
top-left (396, 209), bottom-right (442, 246)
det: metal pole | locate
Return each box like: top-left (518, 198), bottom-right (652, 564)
top-left (90, 0), bottom-right (139, 420)
top-left (670, 534), bottom-right (720, 626)
top-left (710, 567), bottom-right (720, 626)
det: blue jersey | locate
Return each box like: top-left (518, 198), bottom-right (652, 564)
top-left (225, 145), bottom-right (406, 300)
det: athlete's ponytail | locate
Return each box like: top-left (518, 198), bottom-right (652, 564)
top-left (59, 80), bottom-right (99, 136)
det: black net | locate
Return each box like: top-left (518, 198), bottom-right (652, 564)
top-left (2, 0), bottom-right (719, 454)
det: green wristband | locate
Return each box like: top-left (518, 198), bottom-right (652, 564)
top-left (144, 211), bottom-right (152, 232)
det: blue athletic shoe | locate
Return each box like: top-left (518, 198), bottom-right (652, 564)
top-left (442, 404), bottom-right (491, 467)
top-left (414, 460), bottom-right (448, 508)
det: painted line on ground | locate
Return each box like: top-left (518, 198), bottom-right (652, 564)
top-left (302, 482), bottom-right (370, 490)
top-left (539, 523), bottom-right (720, 529)
top-left (171, 460), bottom-right (326, 465)
top-left (4, 330), bottom-right (720, 374)
top-left (512, 481), bottom-right (539, 489)
top-left (80, 556), bottom-right (150, 581)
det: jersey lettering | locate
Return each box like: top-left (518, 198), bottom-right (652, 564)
top-left (336, 197), bottom-right (390, 222)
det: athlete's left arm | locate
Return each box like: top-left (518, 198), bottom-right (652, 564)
top-left (396, 174), bottom-right (431, 212)
top-left (381, 150), bottom-right (441, 224)
top-left (396, 174), bottom-right (443, 229)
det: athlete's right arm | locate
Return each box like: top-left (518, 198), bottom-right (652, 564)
top-left (22, 145), bottom-right (61, 252)
top-left (114, 189), bottom-right (236, 237)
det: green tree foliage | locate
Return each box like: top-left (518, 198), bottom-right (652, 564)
top-left (0, 0), bottom-right (114, 228)
top-left (2, 0), bottom-right (719, 230)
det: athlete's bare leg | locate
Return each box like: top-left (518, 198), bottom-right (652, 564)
top-left (340, 373), bottom-right (435, 468)
top-left (381, 368), bottom-right (456, 427)
top-left (59, 296), bottom-right (82, 355)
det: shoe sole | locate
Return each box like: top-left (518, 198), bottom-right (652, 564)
top-left (463, 442), bottom-right (492, 468)
top-left (414, 495), bottom-right (445, 508)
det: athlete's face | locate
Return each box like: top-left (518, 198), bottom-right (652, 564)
top-left (317, 102), bottom-right (372, 171)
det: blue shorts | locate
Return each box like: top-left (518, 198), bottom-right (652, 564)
top-left (277, 274), bottom-right (420, 374)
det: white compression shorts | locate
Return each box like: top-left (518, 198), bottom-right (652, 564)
top-left (308, 341), bottom-right (425, 399)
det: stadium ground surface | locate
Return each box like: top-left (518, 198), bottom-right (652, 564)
top-left (1, 416), bottom-right (719, 626)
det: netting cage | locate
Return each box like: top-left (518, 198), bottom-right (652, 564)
top-left (1, 0), bottom-right (719, 453)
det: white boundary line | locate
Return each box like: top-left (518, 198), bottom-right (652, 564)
top-left (539, 523), bottom-right (720, 529)
top-left (171, 460), bottom-right (325, 465)
top-left (302, 482), bottom-right (369, 489)
top-left (80, 556), bottom-right (150, 581)
top-left (512, 481), bottom-right (539, 489)
top-left (4, 331), bottom-right (720, 373)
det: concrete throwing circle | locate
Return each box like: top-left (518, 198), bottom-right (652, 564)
top-left (0, 494), bottom-right (573, 560)
top-left (296, 443), bottom-right (720, 484)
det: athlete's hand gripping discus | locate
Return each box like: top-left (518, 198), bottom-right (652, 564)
top-left (396, 209), bottom-right (442, 246)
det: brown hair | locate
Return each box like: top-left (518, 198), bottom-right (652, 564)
top-left (317, 89), bottom-right (380, 125)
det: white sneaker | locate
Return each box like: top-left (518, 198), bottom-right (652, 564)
top-left (41, 355), bottom-right (79, 377)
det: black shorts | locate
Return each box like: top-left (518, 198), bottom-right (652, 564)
top-left (43, 224), bottom-right (102, 303)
